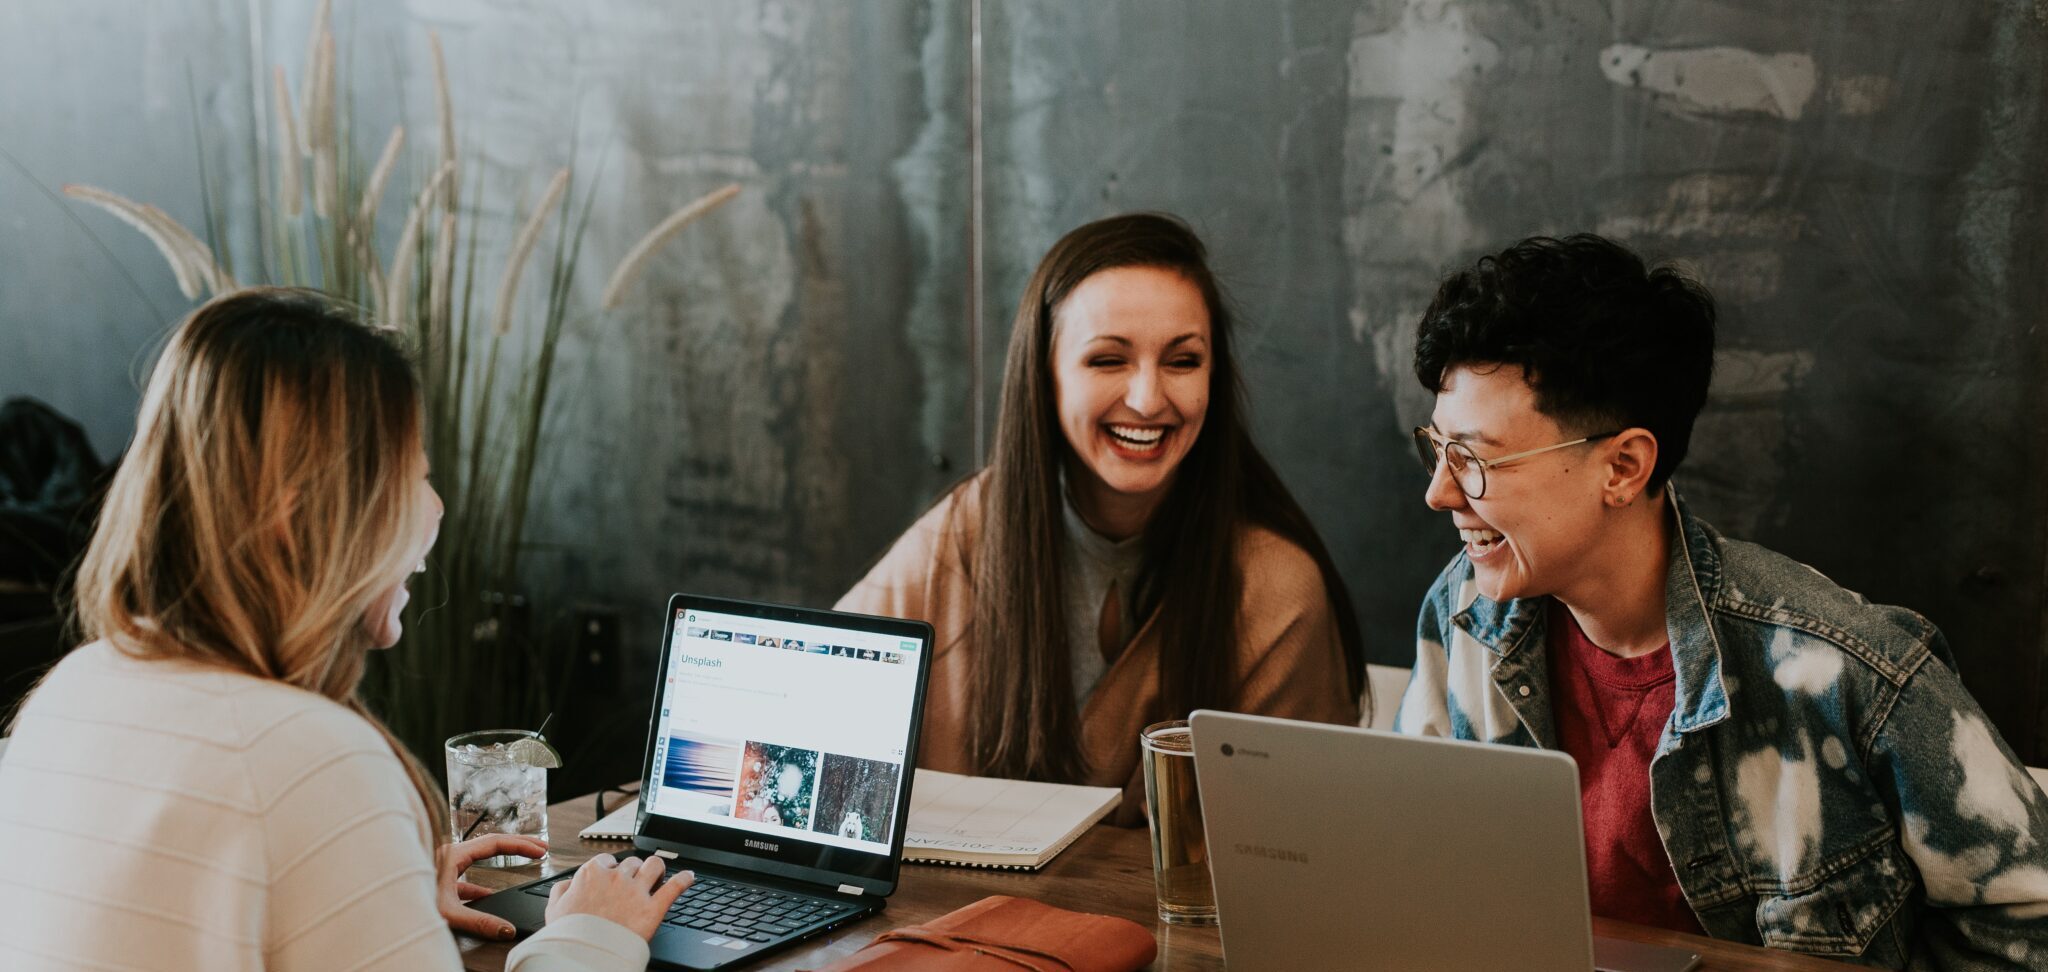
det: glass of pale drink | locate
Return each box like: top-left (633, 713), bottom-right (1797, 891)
top-left (445, 729), bottom-right (554, 866)
top-left (1141, 720), bottom-right (1216, 925)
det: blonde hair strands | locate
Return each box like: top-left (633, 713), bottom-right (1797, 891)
top-left (70, 288), bottom-right (449, 847)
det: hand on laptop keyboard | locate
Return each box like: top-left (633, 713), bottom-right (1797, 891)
top-left (522, 865), bottom-right (863, 947)
top-left (545, 852), bottom-right (696, 939)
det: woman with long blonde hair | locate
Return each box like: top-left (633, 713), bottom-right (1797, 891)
top-left (0, 289), bottom-right (688, 970)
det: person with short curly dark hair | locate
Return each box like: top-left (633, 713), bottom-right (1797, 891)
top-left (1397, 234), bottom-right (2048, 969)
top-left (1411, 234), bottom-right (1716, 493)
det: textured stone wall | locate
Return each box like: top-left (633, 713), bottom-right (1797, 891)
top-left (5, 0), bottom-right (2044, 756)
top-left (980, 1), bottom-right (2048, 757)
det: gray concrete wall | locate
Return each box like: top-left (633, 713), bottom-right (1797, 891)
top-left (5, 1), bottom-right (2045, 757)
top-left (1, 0), bottom-right (971, 694)
top-left (0, 0), bottom-right (256, 457)
top-left (982, 0), bottom-right (2048, 757)
top-left (405, 0), bottom-right (972, 664)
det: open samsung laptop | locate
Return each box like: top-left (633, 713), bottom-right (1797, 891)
top-left (477, 594), bottom-right (934, 970)
top-left (1189, 711), bottom-right (1701, 972)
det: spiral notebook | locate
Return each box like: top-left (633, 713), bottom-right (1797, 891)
top-left (901, 769), bottom-right (1122, 870)
top-left (581, 769), bottom-right (1120, 871)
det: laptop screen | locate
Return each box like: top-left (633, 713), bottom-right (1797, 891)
top-left (637, 596), bottom-right (931, 888)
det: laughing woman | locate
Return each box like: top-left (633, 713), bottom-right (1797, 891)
top-left (838, 213), bottom-right (1363, 821)
top-left (0, 290), bottom-right (688, 970)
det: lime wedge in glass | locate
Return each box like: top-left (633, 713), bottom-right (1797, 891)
top-left (508, 735), bottom-right (563, 768)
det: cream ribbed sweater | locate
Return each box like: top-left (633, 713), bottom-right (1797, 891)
top-left (0, 641), bottom-right (645, 971)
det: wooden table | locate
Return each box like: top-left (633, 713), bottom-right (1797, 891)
top-left (458, 789), bottom-right (1866, 971)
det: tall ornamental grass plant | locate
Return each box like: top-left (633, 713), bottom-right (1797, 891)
top-left (63, 1), bottom-right (738, 770)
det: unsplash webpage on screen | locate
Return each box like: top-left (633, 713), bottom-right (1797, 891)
top-left (647, 607), bottom-right (923, 855)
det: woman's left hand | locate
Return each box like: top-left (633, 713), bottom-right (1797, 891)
top-left (438, 834), bottom-right (549, 940)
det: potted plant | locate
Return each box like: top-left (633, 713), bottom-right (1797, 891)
top-left (61, 1), bottom-right (737, 769)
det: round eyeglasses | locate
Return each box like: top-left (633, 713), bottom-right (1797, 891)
top-left (1412, 426), bottom-right (1619, 499)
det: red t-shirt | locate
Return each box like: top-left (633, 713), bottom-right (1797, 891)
top-left (1547, 600), bottom-right (1704, 935)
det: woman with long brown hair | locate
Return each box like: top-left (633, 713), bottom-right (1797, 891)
top-left (838, 213), bottom-right (1363, 820)
top-left (0, 289), bottom-right (687, 969)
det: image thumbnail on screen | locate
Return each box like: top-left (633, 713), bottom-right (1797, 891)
top-left (662, 731), bottom-right (742, 816)
top-left (812, 754), bottom-right (901, 843)
top-left (734, 741), bottom-right (819, 829)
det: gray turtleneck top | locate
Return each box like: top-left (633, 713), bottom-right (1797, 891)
top-left (1059, 491), bottom-right (1147, 705)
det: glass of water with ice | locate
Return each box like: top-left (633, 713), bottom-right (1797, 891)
top-left (445, 729), bottom-right (553, 866)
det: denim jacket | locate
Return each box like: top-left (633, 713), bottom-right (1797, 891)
top-left (1395, 489), bottom-right (2048, 970)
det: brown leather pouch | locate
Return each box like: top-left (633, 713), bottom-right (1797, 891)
top-left (808, 894), bottom-right (1157, 972)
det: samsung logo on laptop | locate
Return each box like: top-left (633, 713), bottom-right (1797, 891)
top-left (1235, 843), bottom-right (1309, 864)
top-left (743, 838), bottom-right (779, 853)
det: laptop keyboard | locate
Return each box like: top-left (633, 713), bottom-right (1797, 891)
top-left (521, 868), bottom-right (858, 943)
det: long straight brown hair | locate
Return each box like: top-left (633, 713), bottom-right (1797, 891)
top-left (65, 287), bottom-right (448, 848)
top-left (968, 213), bottom-right (1365, 782)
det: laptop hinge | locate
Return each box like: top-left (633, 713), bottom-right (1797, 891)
top-left (654, 849), bottom-right (679, 860)
top-left (837, 884), bottom-right (863, 896)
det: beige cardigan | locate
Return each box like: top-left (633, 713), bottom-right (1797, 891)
top-left (836, 478), bottom-right (1359, 825)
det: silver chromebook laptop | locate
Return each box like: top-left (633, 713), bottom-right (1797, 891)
top-left (1189, 711), bottom-right (1700, 972)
